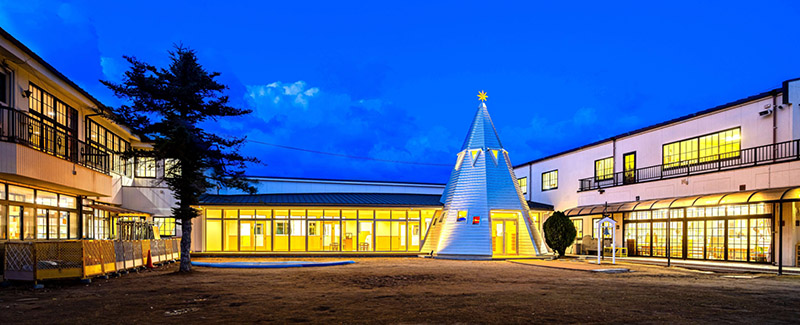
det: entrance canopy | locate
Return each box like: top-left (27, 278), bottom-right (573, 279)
top-left (565, 186), bottom-right (800, 217)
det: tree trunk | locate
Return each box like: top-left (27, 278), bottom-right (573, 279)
top-left (179, 217), bottom-right (192, 272)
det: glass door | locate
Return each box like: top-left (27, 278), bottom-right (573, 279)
top-left (36, 209), bottom-right (47, 239)
top-left (254, 220), bottom-right (270, 251)
top-left (492, 220), bottom-right (504, 256)
top-left (322, 221), bottom-right (340, 251)
top-left (623, 152), bottom-right (636, 184)
top-left (240, 220), bottom-right (255, 251)
top-left (9, 206), bottom-right (22, 240)
top-left (505, 221), bottom-right (517, 255)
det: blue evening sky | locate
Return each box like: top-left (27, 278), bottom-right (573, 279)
top-left (2, 1), bottom-right (799, 184)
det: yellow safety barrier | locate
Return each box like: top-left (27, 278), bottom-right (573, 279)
top-left (603, 246), bottom-right (628, 257)
top-left (141, 240), bottom-right (151, 266)
top-left (3, 239), bottom-right (178, 282)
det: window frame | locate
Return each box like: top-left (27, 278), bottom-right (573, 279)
top-left (86, 118), bottom-right (131, 176)
top-left (27, 83), bottom-right (78, 134)
top-left (518, 177), bottom-right (528, 194)
top-left (571, 218), bottom-right (583, 238)
top-left (662, 127), bottom-right (741, 169)
top-left (594, 157), bottom-right (614, 181)
top-left (164, 158), bottom-right (181, 179)
top-left (541, 170), bottom-right (558, 191)
top-left (0, 68), bottom-right (9, 106)
top-left (135, 157), bottom-right (157, 178)
top-left (154, 217), bottom-right (176, 237)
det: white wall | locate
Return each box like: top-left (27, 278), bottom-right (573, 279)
top-left (514, 87), bottom-right (800, 211)
top-left (218, 177), bottom-right (446, 195)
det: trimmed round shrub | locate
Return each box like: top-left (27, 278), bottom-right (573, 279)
top-left (543, 211), bottom-right (577, 258)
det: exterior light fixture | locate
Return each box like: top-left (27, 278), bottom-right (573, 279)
top-left (22, 89), bottom-right (32, 98)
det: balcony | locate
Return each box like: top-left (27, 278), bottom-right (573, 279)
top-left (0, 106), bottom-right (109, 174)
top-left (579, 139), bottom-right (800, 191)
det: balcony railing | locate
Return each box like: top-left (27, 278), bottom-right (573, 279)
top-left (579, 139), bottom-right (800, 191)
top-left (0, 106), bottom-right (109, 174)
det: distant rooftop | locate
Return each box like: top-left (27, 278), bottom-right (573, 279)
top-left (199, 192), bottom-right (445, 207)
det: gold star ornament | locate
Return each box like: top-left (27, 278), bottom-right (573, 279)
top-left (477, 90), bottom-right (488, 101)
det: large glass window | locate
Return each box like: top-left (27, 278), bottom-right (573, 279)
top-left (164, 159), bottom-right (181, 178)
top-left (203, 207), bottom-right (440, 253)
top-left (0, 205), bottom-right (5, 240)
top-left (86, 118), bottom-right (131, 176)
top-left (8, 185), bottom-right (34, 203)
top-left (592, 218), bottom-right (613, 239)
top-left (37, 191), bottom-right (58, 206)
top-left (135, 157), bottom-right (157, 178)
top-left (749, 218), bottom-right (771, 262)
top-left (518, 177), bottom-right (527, 194)
top-left (635, 223), bottom-right (650, 256)
top-left (663, 127), bottom-right (740, 168)
top-left (541, 170), bottom-right (558, 191)
top-left (571, 218), bottom-right (583, 238)
top-left (27, 83), bottom-right (77, 133)
top-left (594, 157), bottom-right (614, 181)
top-left (706, 220), bottom-right (725, 260)
top-left (652, 222), bottom-right (667, 257)
top-left (9, 205), bottom-right (22, 240)
top-left (727, 219), bottom-right (747, 261)
top-left (206, 219), bottom-right (222, 251)
top-left (358, 221), bottom-right (374, 251)
top-left (22, 207), bottom-right (34, 240)
top-left (669, 221), bottom-right (683, 258)
top-left (0, 69), bottom-right (8, 105)
top-left (154, 217), bottom-right (176, 237)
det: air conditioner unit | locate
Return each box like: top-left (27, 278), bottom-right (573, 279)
top-left (759, 109), bottom-right (773, 117)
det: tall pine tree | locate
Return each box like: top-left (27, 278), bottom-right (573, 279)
top-left (102, 45), bottom-right (257, 272)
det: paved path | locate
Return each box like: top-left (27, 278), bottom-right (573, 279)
top-left (509, 259), bottom-right (629, 272)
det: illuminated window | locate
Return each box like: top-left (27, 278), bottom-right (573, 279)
top-left (592, 218), bottom-right (613, 239)
top-left (594, 157), bottom-right (614, 181)
top-left (0, 69), bottom-right (8, 106)
top-left (571, 218), bottom-right (583, 238)
top-left (135, 157), bottom-right (157, 178)
top-left (154, 217), bottom-right (176, 236)
top-left (87, 119), bottom-right (131, 176)
top-left (469, 149), bottom-right (481, 166)
top-left (663, 127), bottom-right (740, 168)
top-left (518, 177), bottom-right (528, 194)
top-left (454, 151), bottom-right (466, 170)
top-left (165, 159), bottom-right (181, 178)
top-left (27, 83), bottom-right (77, 132)
top-left (541, 170), bottom-right (558, 191)
top-left (456, 211), bottom-right (468, 223)
top-left (489, 149), bottom-right (500, 165)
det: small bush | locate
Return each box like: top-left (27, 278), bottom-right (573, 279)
top-left (543, 211), bottom-right (577, 258)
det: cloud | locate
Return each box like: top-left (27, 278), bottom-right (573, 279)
top-left (207, 80), bottom-right (455, 182)
top-left (100, 56), bottom-right (124, 82)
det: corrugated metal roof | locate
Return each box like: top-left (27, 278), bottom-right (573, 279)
top-left (527, 200), bottom-right (554, 211)
top-left (198, 193), bottom-right (445, 207)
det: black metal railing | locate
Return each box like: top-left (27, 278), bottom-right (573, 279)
top-left (579, 139), bottom-right (800, 191)
top-left (0, 106), bottom-right (109, 174)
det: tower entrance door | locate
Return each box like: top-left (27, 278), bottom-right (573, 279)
top-left (491, 213), bottom-right (519, 256)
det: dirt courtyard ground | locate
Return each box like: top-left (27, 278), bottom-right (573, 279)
top-left (2, 257), bottom-right (800, 324)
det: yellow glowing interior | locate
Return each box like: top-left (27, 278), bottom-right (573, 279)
top-left (203, 207), bottom-right (439, 253)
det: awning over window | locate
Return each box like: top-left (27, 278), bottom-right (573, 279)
top-left (562, 186), bottom-right (799, 217)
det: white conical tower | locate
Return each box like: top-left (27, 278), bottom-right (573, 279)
top-left (422, 94), bottom-right (545, 259)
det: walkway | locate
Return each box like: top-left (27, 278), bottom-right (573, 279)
top-left (509, 259), bottom-right (629, 273)
top-left (579, 255), bottom-right (800, 275)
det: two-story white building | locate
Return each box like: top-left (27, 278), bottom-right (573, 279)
top-left (514, 79), bottom-right (800, 266)
top-left (0, 27), bottom-right (178, 242)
